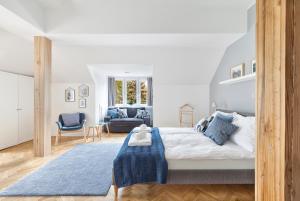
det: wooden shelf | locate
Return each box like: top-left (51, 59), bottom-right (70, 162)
top-left (219, 73), bottom-right (256, 85)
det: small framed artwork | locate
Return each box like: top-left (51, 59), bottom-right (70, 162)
top-left (79, 99), bottom-right (87, 108)
top-left (251, 60), bottom-right (256, 73)
top-left (65, 87), bottom-right (75, 102)
top-left (230, 64), bottom-right (245, 79)
top-left (79, 84), bottom-right (89, 97)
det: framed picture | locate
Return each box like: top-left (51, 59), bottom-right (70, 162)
top-left (79, 99), bottom-right (86, 108)
top-left (65, 87), bottom-right (75, 102)
top-left (79, 84), bottom-right (89, 97)
top-left (251, 60), bottom-right (256, 73)
top-left (230, 64), bottom-right (245, 79)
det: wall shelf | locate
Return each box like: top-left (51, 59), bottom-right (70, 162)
top-left (219, 73), bottom-right (256, 85)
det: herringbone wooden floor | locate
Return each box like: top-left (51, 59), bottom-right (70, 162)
top-left (0, 135), bottom-right (254, 201)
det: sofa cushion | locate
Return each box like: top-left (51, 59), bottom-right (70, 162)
top-left (61, 125), bottom-right (82, 131)
top-left (110, 118), bottom-right (144, 126)
top-left (125, 107), bottom-right (144, 118)
top-left (61, 113), bottom-right (80, 126)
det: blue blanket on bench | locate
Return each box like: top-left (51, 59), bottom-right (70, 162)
top-left (113, 128), bottom-right (168, 188)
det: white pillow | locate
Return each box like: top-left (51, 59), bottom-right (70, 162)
top-left (231, 115), bottom-right (256, 152)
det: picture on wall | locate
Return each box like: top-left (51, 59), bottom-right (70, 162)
top-left (230, 63), bottom-right (245, 78)
top-left (252, 60), bottom-right (256, 73)
top-left (79, 99), bottom-right (87, 108)
top-left (79, 84), bottom-right (89, 97)
top-left (65, 87), bottom-right (75, 102)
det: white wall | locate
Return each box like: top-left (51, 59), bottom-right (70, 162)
top-left (93, 75), bottom-right (108, 124)
top-left (0, 29), bottom-right (217, 128)
top-left (0, 28), bottom-right (33, 76)
top-left (51, 46), bottom-right (215, 127)
top-left (153, 84), bottom-right (209, 127)
top-left (51, 83), bottom-right (95, 136)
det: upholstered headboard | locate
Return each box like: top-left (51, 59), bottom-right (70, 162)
top-left (216, 108), bottom-right (255, 117)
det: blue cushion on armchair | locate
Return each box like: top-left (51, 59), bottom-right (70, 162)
top-left (61, 113), bottom-right (80, 126)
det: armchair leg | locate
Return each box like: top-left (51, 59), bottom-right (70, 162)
top-left (55, 130), bottom-right (60, 145)
top-left (83, 126), bottom-right (87, 142)
top-left (59, 131), bottom-right (62, 143)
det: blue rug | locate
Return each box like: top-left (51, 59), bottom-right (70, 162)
top-left (0, 143), bottom-right (121, 196)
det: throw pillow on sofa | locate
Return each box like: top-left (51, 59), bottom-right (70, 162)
top-left (118, 109), bottom-right (128, 118)
top-left (135, 109), bottom-right (148, 119)
top-left (107, 109), bottom-right (119, 119)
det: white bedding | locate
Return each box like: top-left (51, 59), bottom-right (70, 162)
top-left (159, 127), bottom-right (197, 135)
top-left (132, 126), bottom-right (255, 170)
top-left (161, 134), bottom-right (254, 160)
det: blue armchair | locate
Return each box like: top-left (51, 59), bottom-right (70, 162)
top-left (56, 113), bottom-right (86, 144)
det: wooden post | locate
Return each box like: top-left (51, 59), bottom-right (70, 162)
top-left (256, 0), bottom-right (300, 200)
top-left (34, 36), bottom-right (52, 157)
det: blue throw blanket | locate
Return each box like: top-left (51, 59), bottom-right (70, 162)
top-left (113, 128), bottom-right (168, 188)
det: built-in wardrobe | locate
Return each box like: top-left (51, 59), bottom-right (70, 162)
top-left (0, 71), bottom-right (34, 150)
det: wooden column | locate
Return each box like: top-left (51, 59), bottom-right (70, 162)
top-left (256, 0), bottom-right (300, 200)
top-left (34, 36), bottom-right (52, 157)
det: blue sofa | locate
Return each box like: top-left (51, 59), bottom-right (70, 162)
top-left (104, 107), bottom-right (152, 133)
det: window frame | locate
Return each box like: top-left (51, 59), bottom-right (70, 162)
top-left (114, 77), bottom-right (148, 107)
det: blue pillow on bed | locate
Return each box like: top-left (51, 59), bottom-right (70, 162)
top-left (215, 112), bottom-right (234, 122)
top-left (204, 116), bottom-right (238, 145)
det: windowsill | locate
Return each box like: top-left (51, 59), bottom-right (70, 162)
top-left (114, 104), bottom-right (150, 107)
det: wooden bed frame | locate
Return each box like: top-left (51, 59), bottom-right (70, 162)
top-left (112, 108), bottom-right (255, 200)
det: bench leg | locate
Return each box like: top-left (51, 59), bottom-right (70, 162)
top-left (114, 185), bottom-right (118, 201)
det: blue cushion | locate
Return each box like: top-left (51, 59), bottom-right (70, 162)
top-left (61, 125), bottom-right (82, 131)
top-left (204, 116), bottom-right (238, 145)
top-left (215, 113), bottom-right (234, 122)
top-left (61, 113), bottom-right (80, 127)
top-left (107, 109), bottom-right (119, 119)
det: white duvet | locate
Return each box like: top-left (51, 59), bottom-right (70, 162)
top-left (159, 127), bottom-right (197, 135)
top-left (161, 134), bottom-right (254, 160)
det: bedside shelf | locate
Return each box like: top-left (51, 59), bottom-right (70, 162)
top-left (219, 73), bottom-right (256, 85)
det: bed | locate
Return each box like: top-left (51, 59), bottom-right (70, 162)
top-left (112, 109), bottom-right (255, 199)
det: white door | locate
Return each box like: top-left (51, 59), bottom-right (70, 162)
top-left (0, 72), bottom-right (19, 150)
top-left (18, 75), bottom-right (34, 143)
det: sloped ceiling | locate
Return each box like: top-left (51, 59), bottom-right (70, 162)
top-left (0, 0), bottom-right (255, 83)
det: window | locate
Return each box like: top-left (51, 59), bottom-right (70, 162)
top-left (115, 80), bottom-right (123, 104)
top-left (140, 80), bottom-right (147, 104)
top-left (126, 80), bottom-right (137, 104)
top-left (115, 78), bottom-right (148, 105)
